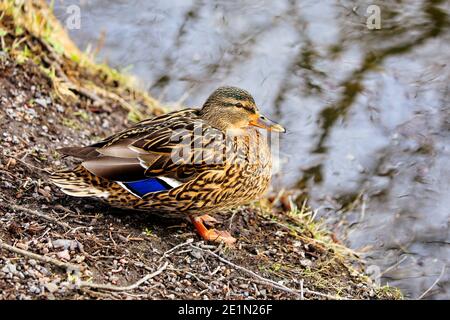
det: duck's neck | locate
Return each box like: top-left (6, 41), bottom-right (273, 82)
top-left (199, 108), bottom-right (230, 132)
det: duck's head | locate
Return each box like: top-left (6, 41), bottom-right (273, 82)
top-left (200, 86), bottom-right (286, 133)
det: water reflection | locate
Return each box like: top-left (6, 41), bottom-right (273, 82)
top-left (54, 0), bottom-right (450, 298)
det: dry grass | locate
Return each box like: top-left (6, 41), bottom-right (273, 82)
top-left (0, 0), bottom-right (164, 121)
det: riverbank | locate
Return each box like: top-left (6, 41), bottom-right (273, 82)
top-left (0, 1), bottom-right (401, 300)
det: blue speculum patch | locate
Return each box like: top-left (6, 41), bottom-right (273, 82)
top-left (123, 178), bottom-right (171, 197)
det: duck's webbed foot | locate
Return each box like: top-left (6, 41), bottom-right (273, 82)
top-left (190, 214), bottom-right (236, 245)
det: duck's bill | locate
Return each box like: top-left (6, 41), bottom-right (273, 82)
top-left (249, 114), bottom-right (286, 133)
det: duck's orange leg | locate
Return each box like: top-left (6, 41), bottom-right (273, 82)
top-left (190, 215), bottom-right (236, 245)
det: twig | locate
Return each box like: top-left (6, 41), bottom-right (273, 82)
top-left (300, 279), bottom-right (304, 300)
top-left (418, 265), bottom-right (446, 299)
top-left (380, 256), bottom-right (408, 277)
top-left (11, 155), bottom-right (51, 174)
top-left (8, 203), bottom-right (71, 230)
top-left (0, 169), bottom-right (16, 179)
top-left (177, 269), bottom-right (210, 290)
top-left (228, 210), bottom-right (237, 230)
top-left (190, 244), bottom-right (343, 300)
top-left (0, 240), bottom-right (81, 271)
top-left (158, 238), bottom-right (194, 262)
top-left (78, 261), bottom-right (168, 292)
top-left (108, 231), bottom-right (117, 247)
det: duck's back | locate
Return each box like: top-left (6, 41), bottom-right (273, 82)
top-left (51, 109), bottom-right (273, 216)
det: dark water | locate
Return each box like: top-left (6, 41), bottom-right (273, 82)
top-left (53, 0), bottom-right (450, 299)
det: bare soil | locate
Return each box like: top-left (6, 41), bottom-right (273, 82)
top-left (0, 55), bottom-right (402, 300)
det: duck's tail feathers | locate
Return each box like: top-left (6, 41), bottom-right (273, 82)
top-left (57, 146), bottom-right (100, 160)
top-left (50, 165), bottom-right (110, 198)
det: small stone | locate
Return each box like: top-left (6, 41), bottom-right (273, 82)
top-left (109, 275), bottom-right (119, 284)
top-left (56, 104), bottom-right (65, 113)
top-left (53, 239), bottom-right (78, 251)
top-left (56, 250), bottom-right (71, 261)
top-left (34, 98), bottom-right (48, 108)
top-left (38, 188), bottom-right (51, 198)
top-left (300, 259), bottom-right (313, 268)
top-left (29, 285), bottom-right (41, 294)
top-left (3, 181), bottom-right (13, 188)
top-left (2, 263), bottom-right (17, 275)
top-left (75, 255), bottom-right (85, 263)
top-left (45, 283), bottom-right (58, 293)
top-left (39, 267), bottom-right (50, 276)
top-left (190, 249), bottom-right (203, 259)
top-left (292, 241), bottom-right (302, 247)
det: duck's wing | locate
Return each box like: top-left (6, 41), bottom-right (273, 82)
top-left (58, 109), bottom-right (227, 184)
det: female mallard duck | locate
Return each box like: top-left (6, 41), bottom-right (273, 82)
top-left (51, 86), bottom-right (285, 244)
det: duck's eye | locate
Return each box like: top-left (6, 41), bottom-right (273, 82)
top-left (235, 102), bottom-right (244, 108)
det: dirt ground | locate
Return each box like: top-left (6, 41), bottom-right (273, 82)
top-left (0, 1), bottom-right (401, 300)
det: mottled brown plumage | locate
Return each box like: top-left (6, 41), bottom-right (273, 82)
top-left (51, 86), bottom-right (285, 244)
